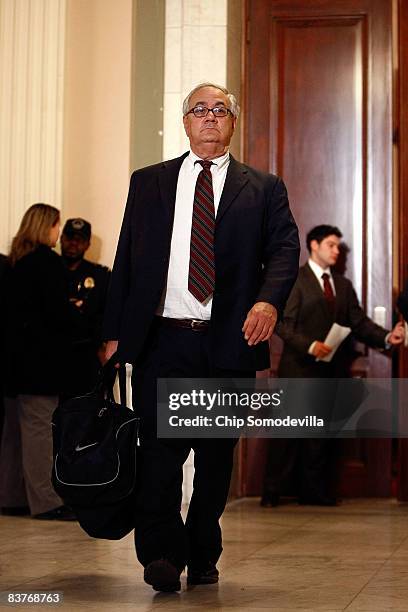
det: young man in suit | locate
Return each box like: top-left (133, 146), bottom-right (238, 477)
top-left (103, 83), bottom-right (300, 591)
top-left (261, 225), bottom-right (405, 507)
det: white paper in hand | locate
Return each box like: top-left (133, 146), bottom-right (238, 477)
top-left (316, 323), bottom-right (351, 362)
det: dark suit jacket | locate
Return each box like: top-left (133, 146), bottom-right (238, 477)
top-left (277, 263), bottom-right (388, 377)
top-left (103, 153), bottom-right (300, 371)
top-left (5, 246), bottom-right (79, 395)
top-left (0, 254), bottom-right (8, 392)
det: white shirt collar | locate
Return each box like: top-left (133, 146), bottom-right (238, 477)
top-left (186, 149), bottom-right (230, 173)
top-left (308, 257), bottom-right (332, 279)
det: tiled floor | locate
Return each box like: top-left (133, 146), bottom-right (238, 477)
top-left (1, 498), bottom-right (408, 611)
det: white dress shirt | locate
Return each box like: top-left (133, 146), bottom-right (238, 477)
top-left (157, 150), bottom-right (230, 320)
top-left (308, 258), bottom-right (336, 296)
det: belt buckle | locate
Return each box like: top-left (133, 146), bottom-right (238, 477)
top-left (191, 319), bottom-right (205, 331)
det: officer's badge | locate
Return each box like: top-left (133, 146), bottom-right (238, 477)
top-left (72, 219), bottom-right (85, 231)
top-left (84, 276), bottom-right (95, 289)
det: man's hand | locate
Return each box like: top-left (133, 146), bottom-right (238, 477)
top-left (97, 342), bottom-right (107, 364)
top-left (311, 341), bottom-right (333, 359)
top-left (388, 321), bottom-right (405, 346)
top-left (102, 340), bottom-right (119, 366)
top-left (242, 302), bottom-right (278, 346)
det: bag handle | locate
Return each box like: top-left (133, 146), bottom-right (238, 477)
top-left (118, 363), bottom-right (127, 406)
top-left (96, 355), bottom-right (128, 408)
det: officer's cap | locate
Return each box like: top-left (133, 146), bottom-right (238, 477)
top-left (62, 218), bottom-right (91, 240)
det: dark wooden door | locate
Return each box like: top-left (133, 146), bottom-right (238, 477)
top-left (397, 0), bottom-right (408, 501)
top-left (243, 0), bottom-right (393, 497)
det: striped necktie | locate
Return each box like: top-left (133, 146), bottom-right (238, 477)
top-left (188, 160), bottom-right (215, 303)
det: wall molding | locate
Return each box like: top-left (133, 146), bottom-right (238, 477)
top-left (0, 0), bottom-right (65, 254)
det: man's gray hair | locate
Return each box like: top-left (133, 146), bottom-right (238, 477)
top-left (182, 82), bottom-right (240, 118)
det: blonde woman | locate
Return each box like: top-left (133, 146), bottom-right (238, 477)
top-left (0, 204), bottom-right (76, 520)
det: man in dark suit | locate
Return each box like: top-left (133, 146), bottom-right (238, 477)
top-left (103, 82), bottom-right (300, 591)
top-left (261, 225), bottom-right (405, 507)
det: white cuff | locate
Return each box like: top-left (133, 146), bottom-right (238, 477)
top-left (308, 341), bottom-right (317, 355)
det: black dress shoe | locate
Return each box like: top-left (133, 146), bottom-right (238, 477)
top-left (260, 493), bottom-right (279, 507)
top-left (144, 559), bottom-right (182, 592)
top-left (298, 495), bottom-right (337, 507)
top-left (33, 505), bottom-right (76, 521)
top-left (1, 506), bottom-right (30, 516)
top-left (187, 561), bottom-right (219, 585)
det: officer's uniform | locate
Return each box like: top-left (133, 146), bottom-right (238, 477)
top-left (61, 219), bottom-right (111, 397)
top-left (65, 258), bottom-right (110, 396)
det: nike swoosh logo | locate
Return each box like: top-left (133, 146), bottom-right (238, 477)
top-left (75, 442), bottom-right (98, 452)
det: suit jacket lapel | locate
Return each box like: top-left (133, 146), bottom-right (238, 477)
top-left (304, 262), bottom-right (334, 321)
top-left (158, 152), bottom-right (189, 223)
top-left (332, 274), bottom-right (345, 320)
top-left (216, 156), bottom-right (249, 224)
top-left (158, 153), bottom-right (249, 225)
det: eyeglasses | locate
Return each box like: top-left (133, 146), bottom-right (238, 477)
top-left (185, 105), bottom-right (233, 118)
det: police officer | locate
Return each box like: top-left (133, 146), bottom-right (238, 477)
top-left (60, 218), bottom-right (110, 396)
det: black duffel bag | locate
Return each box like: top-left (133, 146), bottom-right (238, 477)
top-left (52, 359), bottom-right (139, 539)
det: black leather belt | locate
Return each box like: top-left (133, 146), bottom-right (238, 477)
top-left (156, 316), bottom-right (210, 331)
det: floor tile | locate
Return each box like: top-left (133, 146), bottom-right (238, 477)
top-left (2, 498), bottom-right (408, 610)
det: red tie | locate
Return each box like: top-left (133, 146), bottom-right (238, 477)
top-left (188, 160), bottom-right (215, 303)
top-left (322, 272), bottom-right (335, 313)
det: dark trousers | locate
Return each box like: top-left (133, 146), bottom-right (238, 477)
top-left (131, 320), bottom-right (254, 570)
top-left (263, 438), bottom-right (335, 499)
top-left (64, 344), bottom-right (101, 399)
top-left (262, 378), bottom-right (340, 500)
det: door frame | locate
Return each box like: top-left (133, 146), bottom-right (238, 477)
top-left (397, 0), bottom-right (408, 500)
top-left (240, 0), bottom-right (396, 498)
